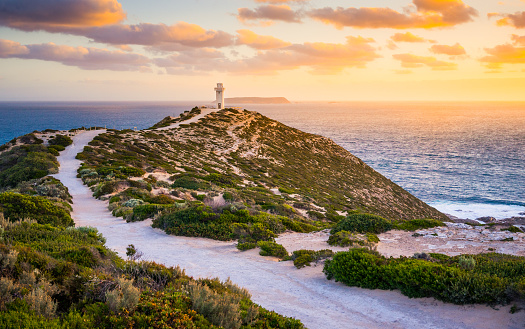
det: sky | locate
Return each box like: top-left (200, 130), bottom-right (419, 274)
top-left (0, 0), bottom-right (524, 101)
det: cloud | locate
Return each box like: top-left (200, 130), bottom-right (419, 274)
top-left (489, 11), bottom-right (525, 28)
top-left (156, 36), bottom-right (380, 75)
top-left (393, 53), bottom-right (457, 70)
top-left (0, 2), bottom-right (233, 50)
top-left (79, 22), bottom-right (234, 49)
top-left (237, 5), bottom-right (302, 25)
top-left (511, 34), bottom-right (525, 46)
top-left (430, 43), bottom-right (466, 55)
top-left (0, 0), bottom-right (126, 31)
top-left (236, 29), bottom-right (291, 49)
top-left (0, 39), bottom-right (150, 71)
top-left (481, 43), bottom-right (525, 65)
top-left (391, 32), bottom-right (426, 42)
top-left (309, 0), bottom-right (477, 29)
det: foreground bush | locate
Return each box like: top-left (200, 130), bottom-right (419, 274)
top-left (0, 192), bottom-right (73, 227)
top-left (324, 249), bottom-right (525, 305)
top-left (291, 249), bottom-right (334, 269)
top-left (331, 213), bottom-right (393, 234)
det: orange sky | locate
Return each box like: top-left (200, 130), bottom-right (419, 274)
top-left (0, 0), bottom-right (524, 101)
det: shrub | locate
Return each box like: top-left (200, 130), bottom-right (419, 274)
top-left (328, 231), bottom-right (365, 247)
top-left (171, 176), bottom-right (210, 190)
top-left (291, 249), bottom-right (334, 269)
top-left (24, 288), bottom-right (57, 318)
top-left (0, 192), bottom-right (73, 227)
top-left (187, 281), bottom-right (242, 329)
top-left (105, 277), bottom-right (141, 313)
top-left (331, 213), bottom-right (392, 234)
top-left (394, 218), bottom-right (445, 231)
top-left (257, 241), bottom-right (288, 259)
top-left (237, 242), bottom-right (257, 251)
top-left (48, 135), bottom-right (73, 147)
top-left (324, 249), bottom-right (523, 305)
top-left (0, 146), bottom-right (58, 188)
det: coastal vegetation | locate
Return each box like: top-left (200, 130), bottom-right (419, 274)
top-left (324, 248), bottom-right (525, 305)
top-left (0, 131), bottom-right (304, 327)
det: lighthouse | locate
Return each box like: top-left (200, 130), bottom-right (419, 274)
top-left (214, 83), bottom-right (225, 109)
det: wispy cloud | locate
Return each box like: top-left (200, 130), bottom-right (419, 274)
top-left (393, 53), bottom-right (457, 70)
top-left (0, 39), bottom-right (150, 71)
top-left (309, 0), bottom-right (477, 29)
top-left (237, 5), bottom-right (302, 25)
top-left (430, 43), bottom-right (466, 56)
top-left (391, 32), bottom-right (428, 43)
top-left (236, 29), bottom-right (291, 49)
top-left (489, 11), bottom-right (525, 28)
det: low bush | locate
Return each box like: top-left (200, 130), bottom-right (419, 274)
top-left (171, 176), bottom-right (210, 190)
top-left (0, 192), bottom-right (73, 227)
top-left (394, 218), bottom-right (445, 231)
top-left (0, 146), bottom-right (58, 188)
top-left (331, 213), bottom-right (392, 234)
top-left (324, 249), bottom-right (525, 305)
top-left (48, 135), bottom-right (72, 147)
top-left (257, 241), bottom-right (288, 259)
top-left (237, 242), bottom-right (257, 251)
top-left (328, 231), bottom-right (365, 247)
top-left (291, 249), bottom-right (334, 269)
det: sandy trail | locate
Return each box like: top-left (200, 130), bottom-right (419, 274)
top-left (52, 130), bottom-right (524, 329)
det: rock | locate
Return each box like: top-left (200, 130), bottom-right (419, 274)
top-left (476, 216), bottom-right (496, 223)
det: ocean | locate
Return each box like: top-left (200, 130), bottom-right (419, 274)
top-left (1, 101), bottom-right (524, 220)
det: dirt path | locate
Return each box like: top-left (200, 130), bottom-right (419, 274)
top-left (52, 130), bottom-right (524, 329)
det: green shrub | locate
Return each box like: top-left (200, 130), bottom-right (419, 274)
top-left (237, 242), bottom-right (257, 251)
top-left (394, 218), bottom-right (445, 231)
top-left (327, 231), bottom-right (365, 247)
top-left (324, 249), bottom-right (523, 305)
top-left (130, 204), bottom-right (171, 222)
top-left (48, 135), bottom-right (73, 147)
top-left (171, 176), bottom-right (210, 190)
top-left (291, 249), bottom-right (334, 269)
top-left (331, 213), bottom-right (393, 234)
top-left (0, 192), bottom-right (73, 227)
top-left (366, 232), bottom-right (380, 243)
top-left (257, 241), bottom-right (288, 259)
top-left (0, 146), bottom-right (58, 188)
top-left (502, 226), bottom-right (524, 233)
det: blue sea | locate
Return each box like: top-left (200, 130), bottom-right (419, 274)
top-left (1, 101), bottom-right (524, 220)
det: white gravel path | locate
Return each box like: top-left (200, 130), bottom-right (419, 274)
top-left (51, 129), bottom-right (525, 329)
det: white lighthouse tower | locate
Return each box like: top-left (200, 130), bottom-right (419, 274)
top-left (214, 83), bottom-right (225, 109)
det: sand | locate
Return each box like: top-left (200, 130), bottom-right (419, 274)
top-left (52, 129), bottom-right (525, 329)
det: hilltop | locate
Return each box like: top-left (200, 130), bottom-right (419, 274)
top-left (78, 108), bottom-right (446, 221)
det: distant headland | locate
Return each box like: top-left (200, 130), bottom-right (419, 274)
top-left (225, 97), bottom-right (291, 104)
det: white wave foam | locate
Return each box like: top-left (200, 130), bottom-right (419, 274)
top-left (429, 201), bottom-right (525, 220)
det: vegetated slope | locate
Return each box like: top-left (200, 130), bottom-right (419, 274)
top-left (79, 108), bottom-right (446, 221)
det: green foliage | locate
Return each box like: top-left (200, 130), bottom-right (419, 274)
top-left (0, 145), bottom-right (58, 188)
top-left (366, 232), bottom-right (380, 243)
top-left (48, 134), bottom-right (73, 147)
top-left (292, 249), bottom-right (334, 269)
top-left (328, 231), bottom-right (366, 247)
top-left (324, 249), bottom-right (525, 305)
top-left (331, 213), bottom-right (393, 234)
top-left (257, 241), bottom-right (288, 259)
top-left (154, 205), bottom-right (317, 243)
top-left (0, 192), bottom-right (73, 227)
top-left (129, 204), bottom-right (172, 222)
top-left (204, 173), bottom-right (236, 188)
top-left (394, 218), bottom-right (445, 231)
top-left (502, 226), bottom-right (524, 233)
top-left (171, 176), bottom-right (210, 190)
top-left (236, 242), bottom-right (257, 251)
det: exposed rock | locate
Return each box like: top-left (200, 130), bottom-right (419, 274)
top-left (476, 216), bottom-right (496, 223)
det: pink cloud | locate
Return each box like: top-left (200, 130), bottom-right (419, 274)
top-left (0, 39), bottom-right (150, 71)
top-left (237, 5), bottom-right (302, 24)
top-left (430, 43), bottom-right (466, 55)
top-left (309, 0), bottom-right (477, 29)
top-left (393, 53), bottom-right (457, 70)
